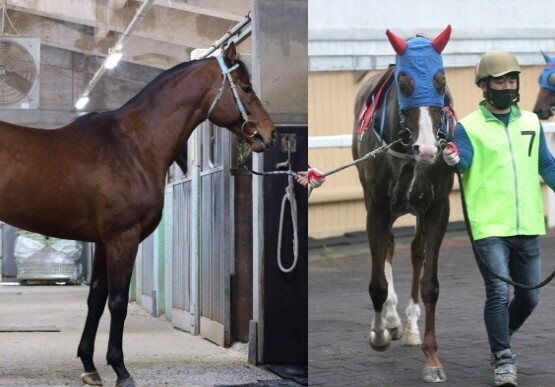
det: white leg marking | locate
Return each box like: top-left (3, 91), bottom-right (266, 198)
top-left (384, 261), bottom-right (402, 339)
top-left (402, 298), bottom-right (422, 346)
top-left (370, 310), bottom-right (391, 351)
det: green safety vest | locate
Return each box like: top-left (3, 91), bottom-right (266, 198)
top-left (459, 102), bottom-right (545, 240)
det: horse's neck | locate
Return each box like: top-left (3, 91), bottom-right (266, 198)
top-left (117, 65), bottom-right (212, 170)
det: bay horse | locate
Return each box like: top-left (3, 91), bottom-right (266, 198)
top-left (0, 42), bottom-right (275, 387)
top-left (533, 51), bottom-right (555, 120)
top-left (352, 26), bottom-right (455, 383)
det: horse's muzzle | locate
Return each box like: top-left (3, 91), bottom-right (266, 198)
top-left (534, 107), bottom-right (554, 120)
top-left (413, 144), bottom-right (440, 165)
top-left (249, 128), bottom-right (276, 153)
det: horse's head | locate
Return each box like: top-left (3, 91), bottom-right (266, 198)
top-left (206, 42), bottom-right (276, 153)
top-left (386, 25), bottom-right (452, 165)
top-left (533, 51), bottom-right (555, 120)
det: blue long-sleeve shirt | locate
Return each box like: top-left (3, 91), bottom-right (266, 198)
top-left (453, 113), bottom-right (555, 191)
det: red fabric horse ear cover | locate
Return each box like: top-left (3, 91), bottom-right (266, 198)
top-left (385, 29), bottom-right (408, 55)
top-left (431, 25), bottom-right (452, 53)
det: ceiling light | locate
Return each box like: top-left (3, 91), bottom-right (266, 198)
top-left (75, 96), bottom-right (89, 110)
top-left (104, 51), bottom-right (123, 69)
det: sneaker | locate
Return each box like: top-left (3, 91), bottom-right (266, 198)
top-left (494, 363), bottom-right (517, 387)
top-left (491, 349), bottom-right (517, 387)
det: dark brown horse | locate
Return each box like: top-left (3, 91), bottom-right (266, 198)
top-left (0, 42), bottom-right (275, 387)
top-left (533, 51), bottom-right (555, 120)
top-left (352, 27), bottom-right (454, 383)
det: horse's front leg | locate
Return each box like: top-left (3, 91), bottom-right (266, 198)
top-left (419, 203), bottom-right (449, 383)
top-left (105, 227), bottom-right (141, 387)
top-left (78, 243), bottom-right (108, 386)
top-left (384, 232), bottom-right (403, 340)
top-left (402, 226), bottom-right (424, 347)
top-left (366, 204), bottom-right (395, 351)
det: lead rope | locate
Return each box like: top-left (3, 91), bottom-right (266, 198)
top-left (324, 139), bottom-right (401, 177)
top-left (307, 139), bottom-right (402, 196)
top-left (238, 138), bottom-right (402, 272)
top-left (277, 141), bottom-right (299, 273)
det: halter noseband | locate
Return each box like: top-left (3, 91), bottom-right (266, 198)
top-left (397, 107), bottom-right (450, 147)
top-left (206, 56), bottom-right (256, 138)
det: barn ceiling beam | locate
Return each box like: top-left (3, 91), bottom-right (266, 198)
top-left (5, 10), bottom-right (188, 68)
top-left (5, 0), bottom-right (248, 28)
top-left (4, 0), bottom-right (248, 63)
top-left (76, 0), bottom-right (156, 108)
top-left (138, 0), bottom-right (248, 22)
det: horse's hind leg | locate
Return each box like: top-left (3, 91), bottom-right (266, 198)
top-left (366, 206), bottom-right (394, 351)
top-left (402, 227), bottom-right (424, 347)
top-left (384, 233), bottom-right (402, 340)
top-left (105, 227), bottom-right (140, 387)
top-left (78, 243), bottom-right (108, 386)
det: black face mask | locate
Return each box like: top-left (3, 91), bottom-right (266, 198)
top-left (488, 89), bottom-right (518, 110)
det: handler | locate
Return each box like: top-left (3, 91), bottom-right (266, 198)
top-left (442, 49), bottom-right (555, 387)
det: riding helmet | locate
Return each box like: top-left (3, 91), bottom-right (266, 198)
top-left (475, 50), bottom-right (520, 85)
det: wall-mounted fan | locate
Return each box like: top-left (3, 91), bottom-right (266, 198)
top-left (0, 37), bottom-right (39, 109)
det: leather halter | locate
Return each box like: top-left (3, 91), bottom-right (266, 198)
top-left (388, 106), bottom-right (454, 160)
top-left (206, 56), bottom-right (256, 138)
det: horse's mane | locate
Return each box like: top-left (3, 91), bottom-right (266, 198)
top-left (120, 57), bottom-right (251, 109)
top-left (65, 56), bottom-right (251, 132)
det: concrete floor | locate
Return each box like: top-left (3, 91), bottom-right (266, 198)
top-left (0, 284), bottom-right (280, 387)
top-left (309, 226), bottom-right (555, 386)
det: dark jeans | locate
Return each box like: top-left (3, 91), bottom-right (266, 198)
top-left (473, 236), bottom-right (541, 354)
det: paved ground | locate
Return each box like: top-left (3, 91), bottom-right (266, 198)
top-left (0, 284), bottom-right (288, 387)
top-left (308, 224), bottom-right (555, 386)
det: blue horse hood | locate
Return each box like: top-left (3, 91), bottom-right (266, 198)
top-left (539, 52), bottom-right (555, 92)
top-left (395, 37), bottom-right (445, 110)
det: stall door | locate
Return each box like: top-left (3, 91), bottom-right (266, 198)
top-left (199, 123), bottom-right (232, 346)
top-left (139, 233), bottom-right (157, 315)
top-left (168, 123), bottom-right (232, 345)
top-left (170, 148), bottom-right (195, 333)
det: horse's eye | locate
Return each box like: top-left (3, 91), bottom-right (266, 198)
top-left (397, 73), bottom-right (414, 97)
top-left (242, 84), bottom-right (253, 93)
top-left (434, 71), bottom-right (446, 94)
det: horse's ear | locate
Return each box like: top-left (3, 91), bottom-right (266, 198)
top-left (541, 50), bottom-right (553, 64)
top-left (223, 42), bottom-right (238, 66)
top-left (431, 25), bottom-right (452, 53)
top-left (386, 29), bottom-right (408, 55)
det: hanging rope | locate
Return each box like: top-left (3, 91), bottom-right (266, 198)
top-left (235, 137), bottom-right (401, 272)
top-left (237, 139), bottom-right (300, 272)
top-left (275, 138), bottom-right (401, 271)
top-left (277, 171), bottom-right (299, 273)
top-left (275, 141), bottom-right (299, 273)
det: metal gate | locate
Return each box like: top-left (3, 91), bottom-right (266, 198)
top-left (167, 122), bottom-right (232, 346)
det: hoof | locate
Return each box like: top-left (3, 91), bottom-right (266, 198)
top-left (388, 325), bottom-right (402, 340)
top-left (422, 367), bottom-right (447, 383)
top-left (81, 371), bottom-right (103, 386)
top-left (369, 329), bottom-right (391, 352)
top-left (115, 376), bottom-right (136, 387)
top-left (401, 329), bottom-right (422, 347)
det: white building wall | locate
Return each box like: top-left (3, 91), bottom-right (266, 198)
top-left (309, 0), bottom-right (555, 71)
